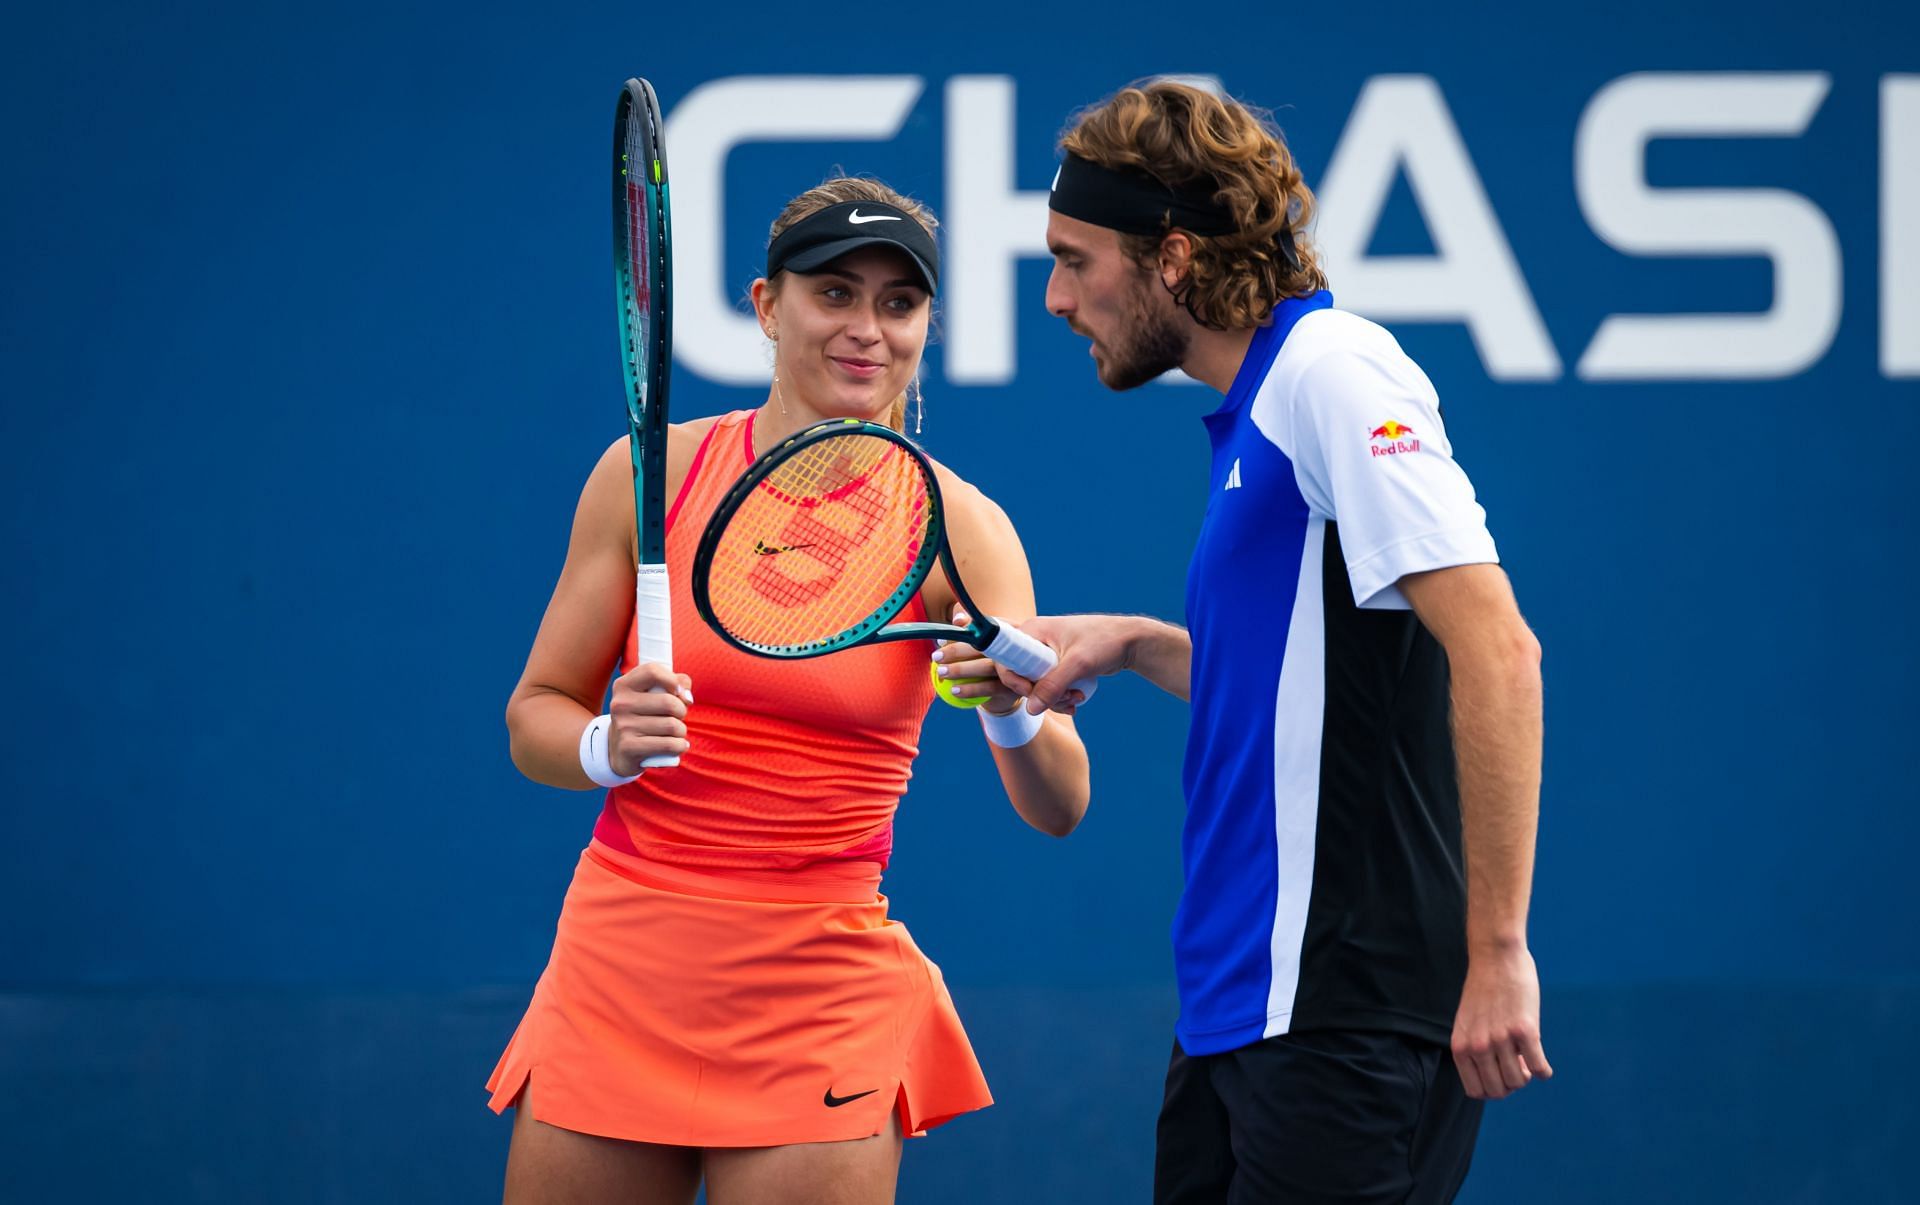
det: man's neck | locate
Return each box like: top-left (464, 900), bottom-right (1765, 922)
top-left (1180, 324), bottom-right (1259, 394)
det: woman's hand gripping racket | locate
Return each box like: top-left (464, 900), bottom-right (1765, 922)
top-left (690, 419), bottom-right (1095, 707)
top-left (613, 77), bottom-right (680, 769)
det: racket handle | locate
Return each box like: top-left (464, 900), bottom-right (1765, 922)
top-left (635, 563), bottom-right (680, 769)
top-left (982, 623), bottom-right (1098, 706)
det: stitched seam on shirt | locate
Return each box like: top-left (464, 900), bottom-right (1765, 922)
top-left (1344, 525), bottom-right (1493, 574)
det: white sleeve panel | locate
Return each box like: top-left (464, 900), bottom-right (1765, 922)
top-left (1250, 313), bottom-right (1498, 610)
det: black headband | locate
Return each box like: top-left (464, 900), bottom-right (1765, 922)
top-left (765, 200), bottom-right (940, 295)
top-left (1047, 153), bottom-right (1301, 271)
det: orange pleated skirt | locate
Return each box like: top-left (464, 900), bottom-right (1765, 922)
top-left (486, 845), bottom-right (992, 1147)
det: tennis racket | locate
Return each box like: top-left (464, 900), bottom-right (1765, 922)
top-left (613, 77), bottom-right (678, 768)
top-left (690, 418), bottom-right (1095, 704)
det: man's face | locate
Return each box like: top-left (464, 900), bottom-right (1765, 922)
top-left (1044, 211), bottom-right (1188, 391)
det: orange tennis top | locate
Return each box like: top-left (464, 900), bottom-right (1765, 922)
top-left (591, 409), bottom-right (937, 876)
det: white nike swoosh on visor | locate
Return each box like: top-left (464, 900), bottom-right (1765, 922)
top-left (847, 209), bottom-right (903, 224)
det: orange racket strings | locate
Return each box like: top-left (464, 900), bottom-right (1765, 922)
top-left (706, 433), bottom-right (934, 650)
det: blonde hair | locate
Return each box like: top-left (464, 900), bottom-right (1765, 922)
top-left (1060, 81), bottom-right (1326, 329)
top-left (766, 177), bottom-right (939, 433)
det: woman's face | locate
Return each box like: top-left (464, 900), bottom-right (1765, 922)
top-left (757, 245), bottom-right (931, 419)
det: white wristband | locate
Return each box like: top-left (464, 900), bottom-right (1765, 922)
top-left (580, 713), bottom-right (641, 788)
top-left (978, 703), bottom-right (1046, 749)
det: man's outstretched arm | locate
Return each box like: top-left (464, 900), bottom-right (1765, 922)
top-left (998, 614), bottom-right (1192, 710)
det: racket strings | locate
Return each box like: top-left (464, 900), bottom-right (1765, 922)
top-left (622, 182), bottom-right (652, 410)
top-left (618, 99), bottom-right (654, 411)
top-left (707, 434), bottom-right (934, 650)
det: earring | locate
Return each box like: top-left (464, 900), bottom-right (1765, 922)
top-left (911, 374), bottom-right (924, 435)
top-left (774, 371), bottom-right (789, 415)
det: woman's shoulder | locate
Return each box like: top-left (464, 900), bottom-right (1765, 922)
top-left (581, 412), bottom-right (738, 502)
top-left (673, 413), bottom-right (729, 440)
top-left (666, 410), bottom-right (753, 500)
top-left (925, 454), bottom-right (1016, 544)
top-left (669, 412), bottom-right (730, 456)
top-left (919, 452), bottom-right (1033, 616)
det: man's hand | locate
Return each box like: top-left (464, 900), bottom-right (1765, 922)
top-left (1451, 943), bottom-right (1552, 1100)
top-left (993, 615), bottom-right (1134, 714)
top-left (989, 614), bottom-right (1192, 712)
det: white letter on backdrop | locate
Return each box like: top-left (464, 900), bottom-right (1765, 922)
top-left (666, 76), bottom-right (923, 385)
top-left (944, 76), bottom-right (1051, 385)
top-left (1314, 75), bottom-right (1562, 382)
top-left (1884, 76), bottom-right (1919, 378)
top-left (1575, 72), bottom-right (1839, 380)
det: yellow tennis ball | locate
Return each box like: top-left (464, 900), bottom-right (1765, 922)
top-left (930, 658), bottom-right (990, 709)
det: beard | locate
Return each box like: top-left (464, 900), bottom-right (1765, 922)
top-left (1095, 274), bottom-right (1190, 391)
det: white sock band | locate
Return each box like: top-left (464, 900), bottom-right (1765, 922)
top-left (579, 713), bottom-right (641, 787)
top-left (979, 704), bottom-right (1046, 749)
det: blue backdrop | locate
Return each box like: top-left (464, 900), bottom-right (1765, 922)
top-left (3, 1), bottom-right (1915, 1200)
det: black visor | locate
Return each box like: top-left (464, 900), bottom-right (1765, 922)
top-left (765, 200), bottom-right (940, 295)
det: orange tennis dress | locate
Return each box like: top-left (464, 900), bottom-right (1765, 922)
top-left (487, 410), bottom-right (991, 1147)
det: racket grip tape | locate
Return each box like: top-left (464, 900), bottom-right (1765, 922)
top-left (635, 563), bottom-right (680, 769)
top-left (981, 623), bottom-right (1098, 705)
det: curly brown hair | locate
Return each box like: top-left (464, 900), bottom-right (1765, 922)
top-left (1060, 81), bottom-right (1326, 330)
top-left (765, 177), bottom-right (938, 433)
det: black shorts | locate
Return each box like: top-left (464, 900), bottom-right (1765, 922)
top-left (1154, 1029), bottom-right (1483, 1205)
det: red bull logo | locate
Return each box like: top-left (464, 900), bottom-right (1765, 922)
top-left (1368, 420), bottom-right (1421, 457)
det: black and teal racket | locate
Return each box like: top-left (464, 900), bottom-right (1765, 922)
top-left (690, 418), bottom-right (1095, 704)
top-left (613, 77), bottom-right (678, 767)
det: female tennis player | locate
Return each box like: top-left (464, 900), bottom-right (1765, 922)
top-left (488, 177), bottom-right (1090, 1205)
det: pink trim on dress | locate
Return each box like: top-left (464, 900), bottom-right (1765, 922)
top-left (665, 419), bottom-right (727, 534)
top-left (592, 802), bottom-right (641, 855)
top-left (828, 823), bottom-right (894, 868)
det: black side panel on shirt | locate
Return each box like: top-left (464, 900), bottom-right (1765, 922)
top-left (1292, 520), bottom-right (1467, 1045)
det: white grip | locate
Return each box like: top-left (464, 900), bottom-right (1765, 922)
top-left (981, 623), bottom-right (1098, 705)
top-left (634, 563), bottom-right (679, 769)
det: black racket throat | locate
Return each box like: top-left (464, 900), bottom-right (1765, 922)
top-left (863, 615), bottom-right (1002, 649)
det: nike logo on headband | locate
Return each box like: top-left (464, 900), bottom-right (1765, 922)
top-left (847, 209), bottom-right (902, 225)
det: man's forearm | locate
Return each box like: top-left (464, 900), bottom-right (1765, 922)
top-left (1122, 616), bottom-right (1192, 701)
top-left (1449, 630), bottom-right (1544, 949)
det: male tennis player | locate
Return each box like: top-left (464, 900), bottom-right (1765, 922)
top-left (1004, 81), bottom-right (1549, 1202)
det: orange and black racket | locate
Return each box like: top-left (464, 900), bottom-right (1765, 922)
top-left (691, 418), bottom-right (1095, 701)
